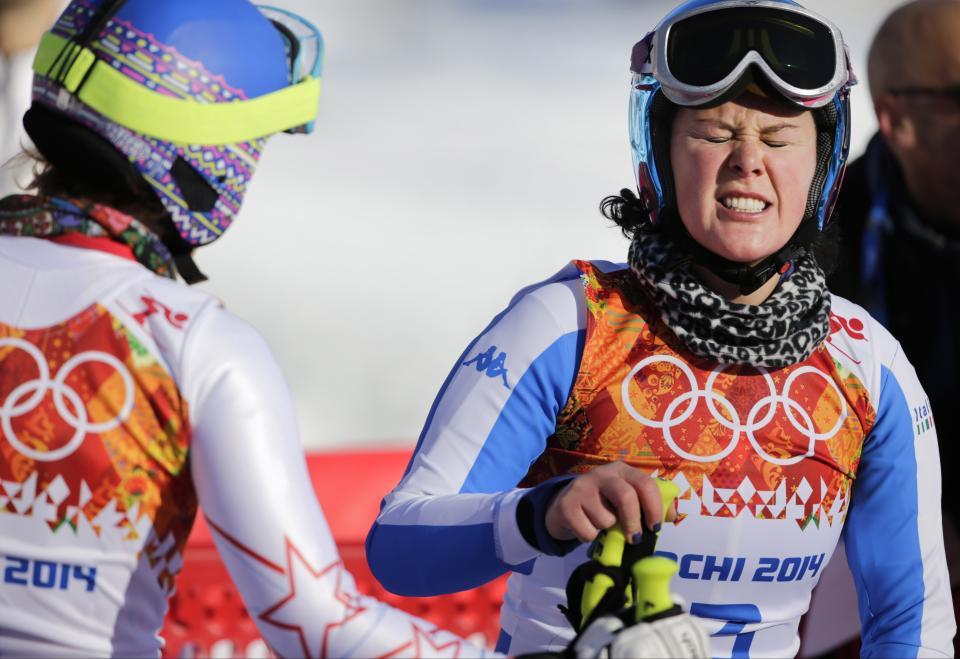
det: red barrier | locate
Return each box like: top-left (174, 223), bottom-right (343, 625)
top-left (161, 449), bottom-right (507, 658)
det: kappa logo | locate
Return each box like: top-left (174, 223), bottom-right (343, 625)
top-left (462, 345), bottom-right (511, 390)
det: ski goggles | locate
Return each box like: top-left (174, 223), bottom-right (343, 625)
top-left (33, 4), bottom-right (324, 145)
top-left (632, 1), bottom-right (852, 109)
top-left (258, 5), bottom-right (324, 134)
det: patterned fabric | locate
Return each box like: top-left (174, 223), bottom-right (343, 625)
top-left (0, 238), bottom-right (500, 658)
top-left (523, 260), bottom-right (873, 532)
top-left (0, 303), bottom-right (195, 594)
top-left (33, 0), bottom-right (269, 246)
top-left (628, 229), bottom-right (831, 369)
top-left (0, 195), bottom-right (175, 278)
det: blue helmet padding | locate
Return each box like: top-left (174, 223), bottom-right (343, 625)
top-left (814, 92), bottom-right (851, 229)
top-left (114, 0), bottom-right (290, 98)
top-left (628, 77), bottom-right (666, 219)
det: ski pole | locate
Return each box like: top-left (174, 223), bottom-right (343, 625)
top-left (577, 478), bottom-right (680, 629)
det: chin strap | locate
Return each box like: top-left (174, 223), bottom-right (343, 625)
top-left (164, 230), bottom-right (209, 284)
top-left (685, 240), bottom-right (806, 296)
top-left (173, 253), bottom-right (208, 284)
top-left (661, 211), bottom-right (820, 296)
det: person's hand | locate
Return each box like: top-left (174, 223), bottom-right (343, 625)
top-left (544, 462), bottom-right (676, 545)
top-left (569, 608), bottom-right (711, 659)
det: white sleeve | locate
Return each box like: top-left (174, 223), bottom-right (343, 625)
top-left (181, 306), bottom-right (498, 658)
top-left (843, 331), bottom-right (956, 658)
top-left (367, 265), bottom-right (586, 596)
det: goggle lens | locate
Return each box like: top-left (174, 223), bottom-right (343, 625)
top-left (256, 5), bottom-right (324, 134)
top-left (257, 5), bottom-right (324, 84)
top-left (666, 7), bottom-right (837, 90)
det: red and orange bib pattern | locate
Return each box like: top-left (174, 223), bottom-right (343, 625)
top-left (0, 304), bottom-right (195, 590)
top-left (523, 261), bottom-right (875, 529)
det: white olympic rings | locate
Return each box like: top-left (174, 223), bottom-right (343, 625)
top-left (0, 337), bottom-right (135, 462)
top-left (621, 355), bottom-right (847, 466)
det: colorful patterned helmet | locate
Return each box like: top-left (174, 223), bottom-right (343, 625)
top-left (26, 0), bottom-right (322, 249)
top-left (628, 0), bottom-right (855, 231)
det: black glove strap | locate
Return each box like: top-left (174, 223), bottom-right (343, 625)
top-left (559, 561), bottom-right (630, 631)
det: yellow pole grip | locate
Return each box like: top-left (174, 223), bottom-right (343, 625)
top-left (580, 572), bottom-right (617, 623)
top-left (632, 556), bottom-right (678, 622)
top-left (579, 477), bottom-right (680, 629)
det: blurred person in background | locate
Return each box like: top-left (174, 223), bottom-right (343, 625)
top-left (0, 0), bottom-right (63, 197)
top-left (0, 1), bottom-right (707, 657)
top-left (827, 0), bottom-right (960, 653)
top-left (367, 0), bottom-right (957, 657)
top-left (831, 0), bottom-right (960, 531)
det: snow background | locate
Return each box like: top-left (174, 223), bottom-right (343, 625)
top-left (194, 0), bottom-right (908, 451)
top-left (17, 0), bottom-right (911, 451)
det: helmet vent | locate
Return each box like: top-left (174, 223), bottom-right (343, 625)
top-left (170, 157), bottom-right (218, 213)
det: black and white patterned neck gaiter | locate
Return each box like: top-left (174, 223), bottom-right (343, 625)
top-left (628, 229), bottom-right (831, 369)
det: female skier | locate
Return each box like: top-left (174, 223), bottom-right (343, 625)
top-left (367, 1), bottom-right (957, 657)
top-left (0, 1), bottom-right (498, 656)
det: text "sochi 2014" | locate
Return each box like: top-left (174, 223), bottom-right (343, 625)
top-left (655, 551), bottom-right (826, 583)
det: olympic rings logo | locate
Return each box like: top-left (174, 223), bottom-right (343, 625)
top-left (621, 355), bottom-right (847, 466)
top-left (0, 337), bottom-right (135, 462)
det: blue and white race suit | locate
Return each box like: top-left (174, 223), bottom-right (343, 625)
top-left (367, 260), bottom-right (956, 658)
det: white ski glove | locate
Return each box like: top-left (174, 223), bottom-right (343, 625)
top-left (571, 606), bottom-right (711, 659)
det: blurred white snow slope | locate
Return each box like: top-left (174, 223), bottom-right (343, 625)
top-left (195, 0), bottom-right (903, 450)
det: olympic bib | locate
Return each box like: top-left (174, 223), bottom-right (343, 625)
top-left (522, 261), bottom-right (875, 529)
top-left (620, 356), bottom-right (849, 467)
top-left (0, 337), bottom-right (136, 462)
top-left (0, 304), bottom-right (194, 556)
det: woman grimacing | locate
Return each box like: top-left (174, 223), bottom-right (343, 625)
top-left (366, 1), bottom-right (957, 657)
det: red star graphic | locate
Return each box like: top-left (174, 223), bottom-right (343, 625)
top-left (257, 539), bottom-right (367, 658)
top-left (378, 623), bottom-right (465, 658)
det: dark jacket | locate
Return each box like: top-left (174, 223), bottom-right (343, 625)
top-left (829, 133), bottom-right (960, 520)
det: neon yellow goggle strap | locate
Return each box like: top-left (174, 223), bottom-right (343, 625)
top-left (33, 31), bottom-right (321, 146)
